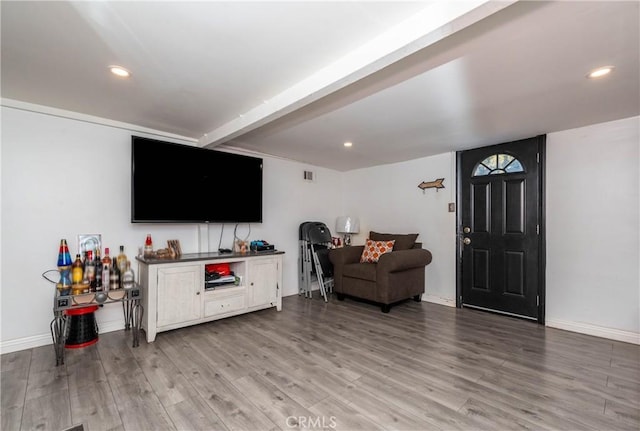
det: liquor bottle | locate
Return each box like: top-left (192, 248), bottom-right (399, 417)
top-left (144, 234), bottom-right (153, 257)
top-left (116, 245), bottom-right (128, 273)
top-left (102, 262), bottom-right (110, 292)
top-left (71, 254), bottom-right (84, 285)
top-left (94, 248), bottom-right (103, 291)
top-left (122, 260), bottom-right (135, 289)
top-left (110, 257), bottom-right (120, 290)
top-left (102, 247), bottom-right (112, 292)
top-left (102, 247), bottom-right (112, 267)
top-left (84, 250), bottom-right (96, 293)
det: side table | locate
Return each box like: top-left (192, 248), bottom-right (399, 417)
top-left (50, 287), bottom-right (143, 366)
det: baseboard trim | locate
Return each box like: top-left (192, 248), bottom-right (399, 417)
top-left (546, 318), bottom-right (640, 345)
top-left (423, 294), bottom-right (456, 307)
top-left (0, 320), bottom-right (127, 354)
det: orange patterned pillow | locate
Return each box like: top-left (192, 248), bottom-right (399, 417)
top-left (360, 239), bottom-right (395, 263)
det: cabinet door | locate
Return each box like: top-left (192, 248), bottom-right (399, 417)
top-left (157, 265), bottom-right (201, 327)
top-left (247, 258), bottom-right (278, 308)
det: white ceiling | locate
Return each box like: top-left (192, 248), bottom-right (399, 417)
top-left (2, 1), bottom-right (639, 171)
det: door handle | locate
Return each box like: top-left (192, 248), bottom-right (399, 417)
top-left (463, 237), bottom-right (471, 245)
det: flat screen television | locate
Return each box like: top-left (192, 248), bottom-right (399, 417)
top-left (131, 135), bottom-right (263, 223)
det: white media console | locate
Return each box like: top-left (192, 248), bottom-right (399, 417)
top-left (136, 250), bottom-right (284, 342)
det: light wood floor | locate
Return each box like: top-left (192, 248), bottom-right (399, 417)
top-left (2, 294), bottom-right (639, 431)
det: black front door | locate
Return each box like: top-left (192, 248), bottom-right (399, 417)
top-left (457, 136), bottom-right (545, 321)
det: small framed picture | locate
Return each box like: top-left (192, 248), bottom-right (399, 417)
top-left (77, 234), bottom-right (101, 258)
top-left (167, 239), bottom-right (182, 257)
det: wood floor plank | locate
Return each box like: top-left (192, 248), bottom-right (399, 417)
top-left (2, 352), bottom-right (31, 431)
top-left (499, 358), bottom-right (639, 410)
top-left (66, 355), bottom-right (108, 396)
top-left (2, 294), bottom-right (639, 431)
top-left (352, 372), bottom-right (484, 430)
top-left (336, 385), bottom-right (434, 430)
top-left (1, 350), bottom-right (31, 372)
top-left (247, 349), bottom-right (332, 409)
top-left (68, 380), bottom-right (122, 431)
top-left (604, 399), bottom-right (640, 428)
top-left (243, 320), bottom-right (364, 383)
top-left (231, 371), bottom-right (315, 429)
top-left (20, 390), bottom-right (71, 431)
top-left (24, 364), bottom-right (68, 401)
top-left (27, 344), bottom-right (65, 374)
top-left (476, 367), bottom-right (633, 430)
top-left (459, 396), bottom-right (548, 431)
top-left (116, 392), bottom-right (176, 431)
top-left (1, 365), bottom-right (28, 409)
top-left (158, 330), bottom-right (278, 431)
top-left (1, 404), bottom-right (23, 431)
top-left (129, 336), bottom-right (202, 407)
top-left (163, 395), bottom-right (229, 431)
top-left (191, 372), bottom-right (279, 431)
top-left (307, 396), bottom-right (384, 431)
top-left (608, 374), bottom-right (640, 394)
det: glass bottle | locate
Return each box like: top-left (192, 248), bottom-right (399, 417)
top-left (94, 248), bottom-right (103, 291)
top-left (84, 250), bottom-right (96, 293)
top-left (122, 260), bottom-right (135, 289)
top-left (144, 234), bottom-right (153, 257)
top-left (110, 257), bottom-right (120, 290)
top-left (102, 247), bottom-right (112, 267)
top-left (102, 263), bottom-right (110, 292)
top-left (71, 254), bottom-right (84, 285)
top-left (117, 245), bottom-right (128, 273)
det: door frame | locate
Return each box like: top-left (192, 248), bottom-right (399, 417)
top-left (455, 137), bottom-right (547, 324)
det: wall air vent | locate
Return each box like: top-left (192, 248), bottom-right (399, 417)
top-left (303, 170), bottom-right (314, 182)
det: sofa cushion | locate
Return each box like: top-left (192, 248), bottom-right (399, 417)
top-left (360, 239), bottom-right (395, 263)
top-left (343, 262), bottom-right (377, 282)
top-left (369, 231), bottom-right (418, 251)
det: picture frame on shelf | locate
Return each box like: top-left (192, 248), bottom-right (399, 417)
top-left (167, 239), bottom-right (182, 257)
top-left (77, 234), bottom-right (101, 258)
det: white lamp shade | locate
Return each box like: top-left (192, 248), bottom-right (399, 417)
top-left (336, 216), bottom-right (360, 234)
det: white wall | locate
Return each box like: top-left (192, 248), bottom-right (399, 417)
top-left (1, 105), bottom-right (342, 352)
top-left (546, 116), bottom-right (639, 341)
top-left (342, 152), bottom-right (458, 306)
top-left (341, 117), bottom-right (639, 343)
top-left (2, 104), bottom-right (638, 352)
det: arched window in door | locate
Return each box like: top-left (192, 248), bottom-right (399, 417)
top-left (472, 153), bottom-right (524, 176)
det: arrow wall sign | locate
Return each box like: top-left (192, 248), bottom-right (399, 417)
top-left (418, 178), bottom-right (445, 192)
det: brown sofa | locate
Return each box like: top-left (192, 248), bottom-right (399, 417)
top-left (328, 231), bottom-right (432, 312)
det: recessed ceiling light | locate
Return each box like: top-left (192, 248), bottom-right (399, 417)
top-left (587, 66), bottom-right (614, 79)
top-left (343, 142), bottom-right (353, 147)
top-left (109, 65), bottom-right (131, 78)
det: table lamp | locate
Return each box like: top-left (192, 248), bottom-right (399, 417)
top-left (336, 216), bottom-right (360, 246)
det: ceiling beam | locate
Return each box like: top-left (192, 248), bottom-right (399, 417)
top-left (199, 0), bottom-right (516, 148)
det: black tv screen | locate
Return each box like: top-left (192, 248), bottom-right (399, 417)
top-left (131, 136), bottom-right (263, 223)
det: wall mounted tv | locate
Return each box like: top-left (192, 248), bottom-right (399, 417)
top-left (131, 135), bottom-right (263, 223)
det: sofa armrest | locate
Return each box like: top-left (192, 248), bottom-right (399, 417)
top-left (329, 246), bottom-right (364, 266)
top-left (377, 248), bottom-right (432, 273)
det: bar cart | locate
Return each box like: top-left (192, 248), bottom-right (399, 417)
top-left (50, 287), bottom-right (143, 366)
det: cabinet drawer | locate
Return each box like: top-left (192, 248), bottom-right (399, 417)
top-left (204, 294), bottom-right (245, 317)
